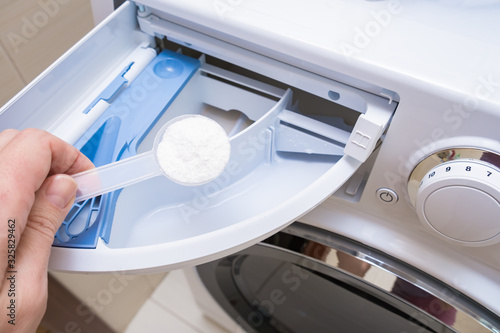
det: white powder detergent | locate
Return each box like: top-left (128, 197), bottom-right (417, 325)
top-left (156, 115), bottom-right (231, 185)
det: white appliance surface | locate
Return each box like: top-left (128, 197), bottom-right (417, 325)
top-left (138, 0), bottom-right (500, 99)
top-left (1, 0), bottom-right (500, 330)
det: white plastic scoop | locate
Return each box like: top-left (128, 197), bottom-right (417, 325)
top-left (72, 115), bottom-right (231, 202)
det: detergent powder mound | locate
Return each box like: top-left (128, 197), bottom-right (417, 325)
top-left (156, 116), bottom-right (231, 185)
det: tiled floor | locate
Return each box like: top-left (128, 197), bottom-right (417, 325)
top-left (125, 270), bottom-right (229, 333)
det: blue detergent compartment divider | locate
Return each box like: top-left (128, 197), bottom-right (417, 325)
top-left (53, 50), bottom-right (200, 248)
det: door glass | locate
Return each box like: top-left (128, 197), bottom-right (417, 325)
top-left (199, 223), bottom-right (498, 333)
top-left (230, 254), bottom-right (453, 333)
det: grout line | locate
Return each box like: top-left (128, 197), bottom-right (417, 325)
top-left (0, 39), bottom-right (28, 85)
top-left (149, 297), bottom-right (208, 333)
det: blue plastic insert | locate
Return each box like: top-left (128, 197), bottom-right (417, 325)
top-left (53, 50), bottom-right (201, 248)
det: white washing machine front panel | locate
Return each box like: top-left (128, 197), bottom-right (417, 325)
top-left (1, 0), bottom-right (500, 330)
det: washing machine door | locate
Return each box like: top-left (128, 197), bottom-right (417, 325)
top-left (196, 223), bottom-right (500, 333)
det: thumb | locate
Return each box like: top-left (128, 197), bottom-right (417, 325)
top-left (28, 174), bottom-right (77, 245)
top-left (19, 174), bottom-right (77, 263)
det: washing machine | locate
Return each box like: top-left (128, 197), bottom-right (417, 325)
top-left (1, 1), bottom-right (500, 332)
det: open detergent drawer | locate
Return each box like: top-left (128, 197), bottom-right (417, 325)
top-left (0, 2), bottom-right (397, 273)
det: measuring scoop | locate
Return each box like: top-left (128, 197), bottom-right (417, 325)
top-left (72, 115), bottom-right (231, 202)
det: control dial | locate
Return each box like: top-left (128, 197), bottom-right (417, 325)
top-left (408, 148), bottom-right (500, 245)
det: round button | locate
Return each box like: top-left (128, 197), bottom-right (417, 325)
top-left (376, 188), bottom-right (398, 204)
top-left (423, 186), bottom-right (500, 242)
top-left (412, 155), bottom-right (500, 245)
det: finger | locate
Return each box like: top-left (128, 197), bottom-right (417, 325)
top-left (24, 174), bottom-right (78, 246)
top-left (0, 128), bottom-right (93, 193)
top-left (0, 129), bottom-right (19, 151)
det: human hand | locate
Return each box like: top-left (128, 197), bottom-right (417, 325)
top-left (0, 129), bottom-right (93, 332)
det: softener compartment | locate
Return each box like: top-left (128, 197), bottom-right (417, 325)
top-left (0, 2), bottom-right (396, 273)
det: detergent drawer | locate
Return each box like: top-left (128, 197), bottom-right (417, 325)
top-left (0, 2), bottom-right (397, 273)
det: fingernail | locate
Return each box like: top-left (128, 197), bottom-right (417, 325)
top-left (45, 175), bottom-right (78, 209)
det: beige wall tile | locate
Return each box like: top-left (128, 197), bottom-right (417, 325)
top-left (0, 0), bottom-right (94, 82)
top-left (0, 42), bottom-right (25, 105)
